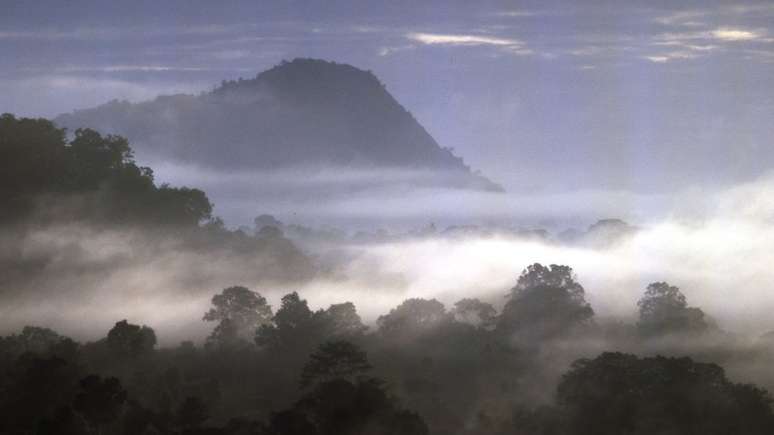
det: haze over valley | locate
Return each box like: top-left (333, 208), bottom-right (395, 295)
top-left (4, 2), bottom-right (774, 434)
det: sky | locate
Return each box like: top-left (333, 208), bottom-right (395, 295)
top-left (3, 0), bottom-right (774, 196)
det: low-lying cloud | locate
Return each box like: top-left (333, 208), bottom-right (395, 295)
top-left (4, 171), bottom-right (774, 345)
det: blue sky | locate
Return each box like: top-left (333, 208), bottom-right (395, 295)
top-left (3, 0), bottom-right (774, 194)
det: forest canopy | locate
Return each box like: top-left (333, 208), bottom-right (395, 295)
top-left (0, 113), bottom-right (212, 226)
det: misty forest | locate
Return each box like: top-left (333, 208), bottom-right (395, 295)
top-left (5, 1), bottom-right (774, 435)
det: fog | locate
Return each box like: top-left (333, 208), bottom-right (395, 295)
top-left (4, 169), bottom-right (774, 348)
top-left (151, 161), bottom-right (676, 229)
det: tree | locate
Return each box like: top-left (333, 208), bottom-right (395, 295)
top-left (266, 341), bottom-right (428, 435)
top-left (73, 375), bottom-right (127, 434)
top-left (300, 341), bottom-right (372, 388)
top-left (318, 302), bottom-right (368, 337)
top-left (288, 378), bottom-right (428, 435)
top-left (256, 292), bottom-right (316, 349)
top-left (452, 298), bottom-right (496, 330)
top-left (204, 286), bottom-right (273, 346)
top-left (377, 298), bottom-right (448, 338)
top-left (254, 214), bottom-right (283, 232)
top-left (0, 355), bottom-right (81, 434)
top-left (556, 352), bottom-right (774, 435)
top-left (497, 263), bottom-right (593, 342)
top-left (106, 320), bottom-right (156, 358)
top-left (176, 396), bottom-right (209, 430)
top-left (0, 114), bottom-right (215, 226)
top-left (637, 282), bottom-right (709, 337)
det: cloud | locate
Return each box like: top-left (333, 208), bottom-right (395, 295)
top-left (658, 27), bottom-right (767, 44)
top-left (644, 51), bottom-right (700, 63)
top-left (378, 45), bottom-right (416, 57)
top-left (407, 32), bottom-right (522, 47)
top-left (0, 75), bottom-right (206, 118)
top-left (405, 32), bottom-right (531, 56)
top-left (646, 26), bottom-right (770, 62)
top-left (493, 10), bottom-right (537, 18)
top-left (711, 27), bottom-right (764, 42)
top-left (0, 24), bottom-right (252, 41)
top-left (21, 65), bottom-right (214, 73)
top-left (654, 10), bottom-right (707, 27)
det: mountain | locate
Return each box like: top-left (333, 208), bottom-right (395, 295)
top-left (55, 58), bottom-right (502, 192)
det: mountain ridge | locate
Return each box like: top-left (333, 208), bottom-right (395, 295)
top-left (56, 58), bottom-right (502, 192)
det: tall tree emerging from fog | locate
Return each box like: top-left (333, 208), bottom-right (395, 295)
top-left (377, 298), bottom-right (448, 338)
top-left (203, 286), bottom-right (273, 346)
top-left (497, 263), bottom-right (594, 342)
top-left (637, 282), bottom-right (710, 337)
top-left (106, 320), bottom-right (156, 358)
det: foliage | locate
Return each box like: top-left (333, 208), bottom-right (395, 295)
top-left (497, 263), bottom-right (594, 341)
top-left (300, 341), bottom-right (372, 388)
top-left (0, 113), bottom-right (212, 225)
top-left (204, 286), bottom-right (273, 346)
top-left (556, 352), bottom-right (774, 435)
top-left (377, 298), bottom-right (448, 338)
top-left (637, 281), bottom-right (710, 337)
top-left (106, 320), bottom-right (157, 358)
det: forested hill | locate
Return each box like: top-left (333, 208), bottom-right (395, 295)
top-left (55, 58), bottom-right (502, 192)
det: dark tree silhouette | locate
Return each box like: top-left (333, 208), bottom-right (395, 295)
top-left (637, 282), bottom-right (710, 337)
top-left (300, 341), bottom-right (372, 388)
top-left (266, 344), bottom-right (428, 435)
top-left (73, 375), bottom-right (127, 434)
top-left (176, 396), bottom-right (209, 430)
top-left (0, 113), bottom-right (213, 225)
top-left (318, 302), bottom-right (368, 337)
top-left (106, 320), bottom-right (157, 358)
top-left (452, 298), bottom-right (496, 330)
top-left (497, 263), bottom-right (593, 342)
top-left (204, 286), bottom-right (273, 346)
top-left (255, 292), bottom-right (318, 349)
top-left (556, 352), bottom-right (774, 435)
top-left (377, 298), bottom-right (448, 338)
top-left (0, 355), bottom-right (80, 434)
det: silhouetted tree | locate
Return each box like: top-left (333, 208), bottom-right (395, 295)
top-left (254, 214), bottom-right (283, 233)
top-left (318, 302), bottom-right (368, 337)
top-left (106, 320), bottom-right (156, 358)
top-left (377, 298), bottom-right (448, 338)
top-left (255, 292), bottom-right (318, 349)
top-left (177, 396), bottom-right (209, 430)
top-left (73, 375), bottom-right (127, 435)
top-left (300, 341), bottom-right (372, 388)
top-left (556, 352), bottom-right (774, 435)
top-left (291, 378), bottom-right (428, 435)
top-left (0, 113), bottom-right (213, 225)
top-left (452, 298), bottom-right (496, 330)
top-left (0, 355), bottom-right (81, 434)
top-left (637, 282), bottom-right (709, 337)
top-left (497, 263), bottom-right (593, 342)
top-left (204, 286), bottom-right (273, 346)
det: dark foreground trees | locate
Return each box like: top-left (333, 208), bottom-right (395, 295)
top-left (1, 263), bottom-right (773, 435)
top-left (554, 352), bottom-right (774, 435)
top-left (0, 113), bottom-right (212, 226)
top-left (265, 341), bottom-right (428, 435)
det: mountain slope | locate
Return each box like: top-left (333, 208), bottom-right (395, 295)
top-left (55, 58), bottom-right (502, 191)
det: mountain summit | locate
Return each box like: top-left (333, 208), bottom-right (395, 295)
top-left (56, 58), bottom-right (502, 191)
